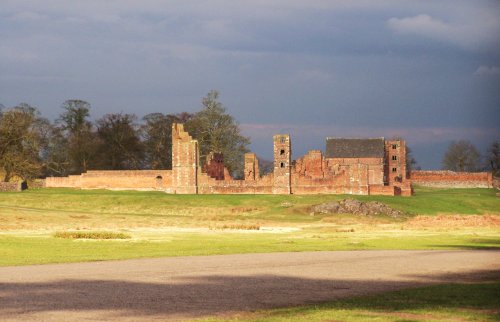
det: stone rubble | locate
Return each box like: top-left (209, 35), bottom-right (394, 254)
top-left (311, 199), bottom-right (404, 218)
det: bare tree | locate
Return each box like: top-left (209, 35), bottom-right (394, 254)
top-left (58, 100), bottom-right (97, 173)
top-left (142, 113), bottom-right (193, 170)
top-left (96, 113), bottom-right (144, 170)
top-left (442, 140), bottom-right (480, 172)
top-left (486, 141), bottom-right (500, 176)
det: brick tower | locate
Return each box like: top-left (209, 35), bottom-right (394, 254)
top-left (273, 134), bottom-right (291, 194)
top-left (385, 139), bottom-right (407, 185)
top-left (172, 123), bottom-right (199, 194)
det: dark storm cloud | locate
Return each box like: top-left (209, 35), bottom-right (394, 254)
top-left (0, 0), bottom-right (499, 168)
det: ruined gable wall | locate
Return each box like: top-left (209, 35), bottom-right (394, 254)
top-left (171, 123), bottom-right (198, 193)
top-left (203, 152), bottom-right (227, 180)
top-left (293, 150), bottom-right (324, 179)
top-left (244, 153), bottom-right (259, 181)
top-left (410, 170), bottom-right (493, 188)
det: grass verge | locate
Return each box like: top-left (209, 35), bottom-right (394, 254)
top-left (1, 230), bottom-right (498, 266)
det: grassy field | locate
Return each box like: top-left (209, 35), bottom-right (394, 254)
top-left (0, 187), bottom-right (499, 266)
top-left (198, 282), bottom-right (500, 321)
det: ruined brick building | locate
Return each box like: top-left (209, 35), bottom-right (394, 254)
top-left (46, 123), bottom-right (414, 195)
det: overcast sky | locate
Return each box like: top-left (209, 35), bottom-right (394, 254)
top-left (1, 0), bottom-right (499, 169)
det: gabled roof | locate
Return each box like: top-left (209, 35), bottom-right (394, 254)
top-left (325, 138), bottom-right (384, 158)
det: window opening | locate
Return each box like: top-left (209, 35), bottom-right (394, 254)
top-left (392, 167), bottom-right (397, 173)
top-left (392, 144), bottom-right (397, 149)
top-left (280, 162), bottom-right (285, 168)
top-left (392, 155), bottom-right (397, 161)
top-left (280, 149), bottom-right (285, 155)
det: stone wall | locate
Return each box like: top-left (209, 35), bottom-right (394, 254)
top-left (410, 170), bottom-right (493, 188)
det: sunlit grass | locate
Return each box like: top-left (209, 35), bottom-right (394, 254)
top-left (0, 186), bottom-right (498, 266)
top-left (198, 282), bottom-right (500, 322)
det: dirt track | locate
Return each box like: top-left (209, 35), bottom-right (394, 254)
top-left (1, 250), bottom-right (499, 321)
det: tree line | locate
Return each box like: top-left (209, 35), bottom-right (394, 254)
top-left (0, 91), bottom-right (498, 182)
top-left (0, 90), bottom-right (250, 182)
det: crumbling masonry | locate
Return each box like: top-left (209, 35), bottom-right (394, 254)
top-left (46, 123), bottom-right (418, 196)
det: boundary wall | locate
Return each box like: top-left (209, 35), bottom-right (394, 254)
top-left (410, 170), bottom-right (493, 188)
top-left (45, 170), bottom-right (172, 191)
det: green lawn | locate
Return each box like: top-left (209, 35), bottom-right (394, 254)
top-left (0, 187), bottom-right (498, 266)
top-left (1, 230), bottom-right (499, 266)
top-left (198, 282), bottom-right (500, 321)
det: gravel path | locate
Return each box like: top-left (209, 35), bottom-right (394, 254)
top-left (1, 250), bottom-right (499, 321)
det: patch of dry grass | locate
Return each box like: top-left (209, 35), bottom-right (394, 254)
top-left (209, 223), bottom-right (261, 230)
top-left (405, 214), bottom-right (500, 229)
top-left (54, 231), bottom-right (131, 239)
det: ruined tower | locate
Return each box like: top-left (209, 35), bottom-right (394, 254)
top-left (384, 139), bottom-right (407, 186)
top-left (273, 134), bottom-right (291, 194)
top-left (172, 123), bottom-right (198, 194)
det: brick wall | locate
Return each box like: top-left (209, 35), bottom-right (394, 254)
top-left (326, 157), bottom-right (384, 185)
top-left (0, 182), bottom-right (21, 192)
top-left (28, 179), bottom-right (45, 189)
top-left (198, 171), bottom-right (274, 194)
top-left (290, 152), bottom-right (381, 195)
top-left (410, 170), bottom-right (493, 188)
top-left (46, 170), bottom-right (173, 191)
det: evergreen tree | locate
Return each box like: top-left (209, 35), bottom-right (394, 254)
top-left (186, 90), bottom-right (250, 177)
